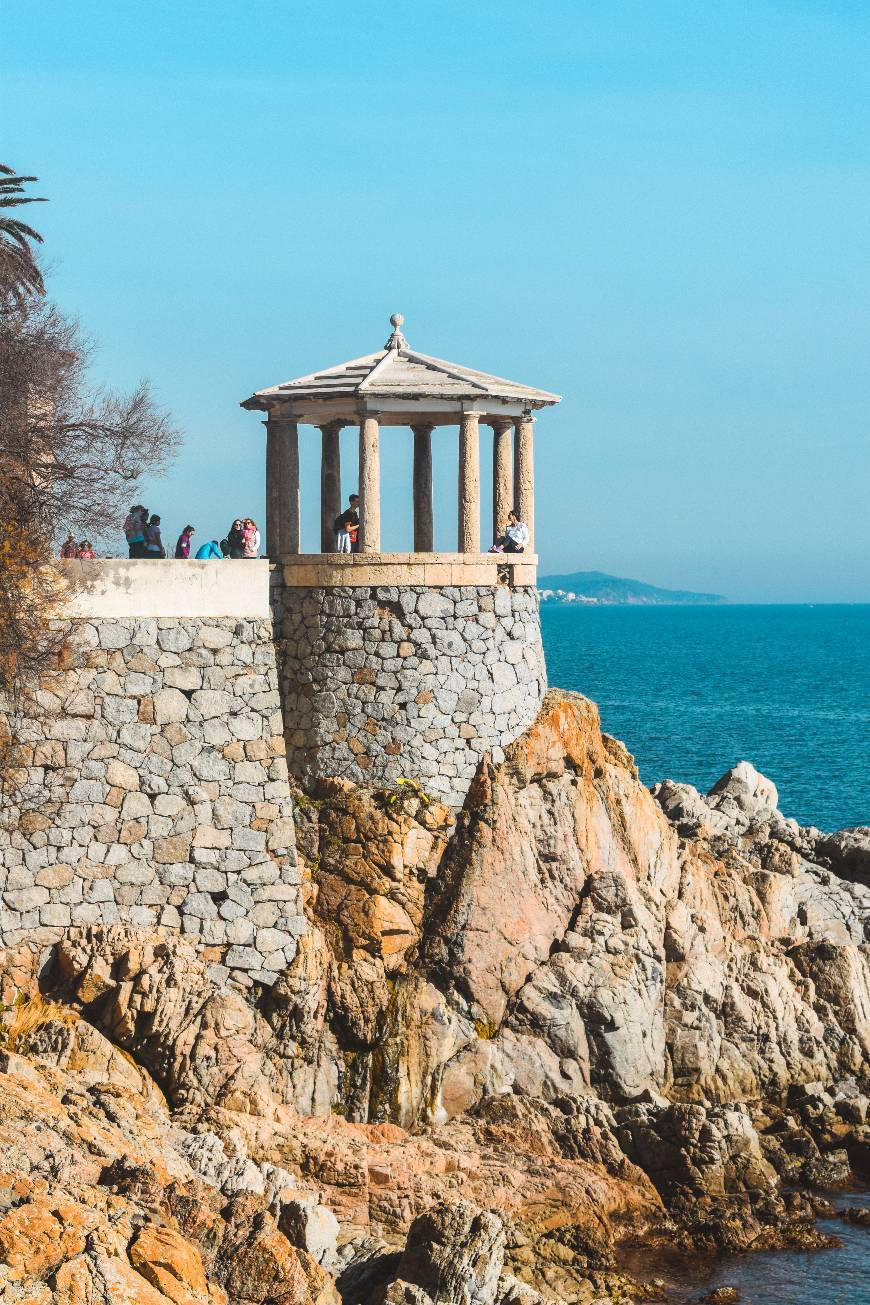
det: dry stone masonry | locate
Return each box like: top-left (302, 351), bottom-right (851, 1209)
top-left (273, 580), bottom-right (547, 807)
top-left (0, 616), bottom-right (302, 987)
top-left (1, 569), bottom-right (547, 973)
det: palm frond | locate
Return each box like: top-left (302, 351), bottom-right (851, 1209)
top-left (0, 165), bottom-right (46, 303)
top-left (0, 219), bottom-right (45, 243)
top-left (0, 196), bottom-right (48, 209)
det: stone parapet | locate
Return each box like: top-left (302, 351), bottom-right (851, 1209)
top-left (280, 554), bottom-right (538, 588)
top-left (0, 616), bottom-right (300, 987)
top-left (272, 580), bottom-right (547, 808)
top-left (63, 559), bottom-right (272, 619)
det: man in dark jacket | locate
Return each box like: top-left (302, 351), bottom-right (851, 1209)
top-left (334, 495), bottom-right (360, 553)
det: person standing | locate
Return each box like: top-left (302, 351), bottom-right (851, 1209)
top-left (174, 524), bottom-right (195, 558)
top-left (124, 505), bottom-right (147, 559)
top-left (144, 514), bottom-right (165, 558)
top-left (78, 540), bottom-right (96, 559)
top-left (226, 519), bottom-right (245, 558)
top-left (59, 534), bottom-right (79, 559)
top-left (334, 494), bottom-right (360, 553)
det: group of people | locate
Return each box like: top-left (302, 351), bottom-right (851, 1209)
top-left (65, 499), bottom-right (528, 561)
top-left (122, 505), bottom-right (168, 559)
top-left (222, 518), bottom-right (261, 559)
top-left (121, 507), bottom-right (261, 560)
top-left (59, 535), bottom-right (96, 559)
top-left (328, 495), bottom-right (530, 555)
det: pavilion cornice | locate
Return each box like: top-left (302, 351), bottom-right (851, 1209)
top-left (260, 396), bottom-right (545, 426)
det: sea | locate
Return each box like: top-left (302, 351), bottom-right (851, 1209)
top-left (542, 603), bottom-right (870, 1302)
top-left (540, 603), bottom-right (870, 833)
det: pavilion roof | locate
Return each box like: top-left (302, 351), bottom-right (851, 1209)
top-left (241, 315), bottom-right (561, 413)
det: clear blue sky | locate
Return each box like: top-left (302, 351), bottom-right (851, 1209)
top-left (6, 1), bottom-right (870, 601)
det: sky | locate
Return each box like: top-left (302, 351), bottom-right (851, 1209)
top-left (5, 0), bottom-right (870, 602)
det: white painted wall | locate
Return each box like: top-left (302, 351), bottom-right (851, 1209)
top-left (63, 559), bottom-right (272, 619)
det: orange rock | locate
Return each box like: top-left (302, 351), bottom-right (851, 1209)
top-left (0, 1197), bottom-right (89, 1280)
top-left (128, 1224), bottom-right (212, 1303)
top-left (218, 1215), bottom-right (309, 1304)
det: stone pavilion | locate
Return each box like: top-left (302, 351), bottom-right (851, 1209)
top-left (242, 313), bottom-right (560, 564)
top-left (242, 315), bottom-right (562, 806)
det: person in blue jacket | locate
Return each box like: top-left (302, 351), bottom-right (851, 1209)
top-left (194, 539), bottom-right (224, 560)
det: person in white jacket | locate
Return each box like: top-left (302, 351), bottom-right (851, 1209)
top-left (490, 510), bottom-right (529, 553)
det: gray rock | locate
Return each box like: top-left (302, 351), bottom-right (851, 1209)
top-left (278, 1199), bottom-right (339, 1268)
top-left (816, 827), bottom-right (870, 887)
top-left (386, 1201), bottom-right (505, 1305)
top-left (157, 625), bottom-right (193, 652)
top-left (153, 687), bottom-right (190, 725)
top-left (4, 886), bottom-right (50, 911)
top-left (191, 689), bottom-right (235, 720)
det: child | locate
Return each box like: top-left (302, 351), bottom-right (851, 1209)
top-left (242, 518), bottom-right (260, 558)
top-left (175, 524), bottom-right (195, 558)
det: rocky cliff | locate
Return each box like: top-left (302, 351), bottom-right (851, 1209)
top-left (1, 689), bottom-right (868, 1303)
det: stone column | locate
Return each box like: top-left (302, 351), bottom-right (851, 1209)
top-left (412, 423), bottom-right (434, 552)
top-left (457, 412), bottom-right (481, 553)
top-left (265, 415), bottom-right (300, 558)
top-left (490, 418), bottom-right (513, 545)
top-left (283, 419), bottom-right (300, 554)
top-left (265, 416), bottom-right (282, 559)
top-left (359, 414), bottom-right (381, 553)
top-left (514, 413), bottom-right (535, 551)
top-left (319, 422), bottom-right (342, 553)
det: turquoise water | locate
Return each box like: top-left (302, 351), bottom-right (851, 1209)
top-left (540, 604), bottom-right (870, 833)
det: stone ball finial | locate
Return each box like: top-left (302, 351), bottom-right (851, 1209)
top-left (384, 312), bottom-right (408, 350)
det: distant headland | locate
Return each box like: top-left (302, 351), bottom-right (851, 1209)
top-left (537, 569), bottom-right (728, 605)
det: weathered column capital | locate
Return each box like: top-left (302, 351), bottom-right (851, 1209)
top-left (266, 409), bottom-right (303, 426)
top-left (487, 415), bottom-right (514, 433)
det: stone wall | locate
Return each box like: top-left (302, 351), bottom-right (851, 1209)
top-left (0, 616), bottom-right (302, 987)
top-left (1, 576), bottom-right (548, 972)
top-left (272, 581), bottom-right (546, 807)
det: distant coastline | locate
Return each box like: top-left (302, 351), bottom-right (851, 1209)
top-left (537, 569), bottom-right (728, 606)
